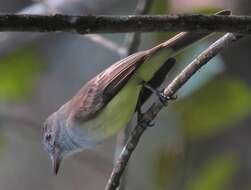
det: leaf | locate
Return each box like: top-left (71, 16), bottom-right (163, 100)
top-left (174, 76), bottom-right (251, 140)
top-left (187, 153), bottom-right (238, 190)
top-left (192, 7), bottom-right (224, 15)
top-left (150, 0), bottom-right (169, 14)
top-left (149, 144), bottom-right (183, 190)
top-left (0, 128), bottom-right (6, 156)
top-left (0, 47), bottom-right (42, 101)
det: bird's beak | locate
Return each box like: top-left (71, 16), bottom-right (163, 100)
top-left (51, 149), bottom-right (61, 175)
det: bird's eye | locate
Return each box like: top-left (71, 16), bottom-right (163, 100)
top-left (45, 134), bottom-right (52, 141)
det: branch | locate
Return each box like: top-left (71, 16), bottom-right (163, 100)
top-left (42, 0), bottom-right (127, 57)
top-left (85, 34), bottom-right (127, 56)
top-left (104, 33), bottom-right (243, 190)
top-left (0, 14), bottom-right (251, 34)
top-left (0, 0), bottom-right (119, 57)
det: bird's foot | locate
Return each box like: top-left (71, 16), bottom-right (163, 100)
top-left (138, 119), bottom-right (155, 129)
top-left (141, 81), bottom-right (177, 106)
top-left (137, 110), bottom-right (155, 128)
top-left (158, 92), bottom-right (177, 106)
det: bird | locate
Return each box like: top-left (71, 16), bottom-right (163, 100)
top-left (42, 10), bottom-right (231, 175)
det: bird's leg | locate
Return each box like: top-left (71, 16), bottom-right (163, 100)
top-left (136, 89), bottom-right (144, 122)
top-left (141, 81), bottom-right (177, 106)
top-left (136, 81), bottom-right (177, 129)
top-left (136, 84), bottom-right (155, 128)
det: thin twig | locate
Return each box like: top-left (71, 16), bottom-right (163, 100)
top-left (0, 14), bottom-right (250, 34)
top-left (85, 34), bottom-right (127, 56)
top-left (36, 0), bottom-right (126, 56)
top-left (32, 0), bottom-right (59, 14)
top-left (0, 0), bottom-right (119, 57)
top-left (104, 33), bottom-right (243, 190)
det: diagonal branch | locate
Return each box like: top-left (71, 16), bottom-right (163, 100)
top-left (0, 14), bottom-right (251, 34)
top-left (84, 34), bottom-right (127, 56)
top-left (104, 33), bottom-right (243, 190)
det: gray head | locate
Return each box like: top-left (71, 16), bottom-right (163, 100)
top-left (42, 111), bottom-right (83, 175)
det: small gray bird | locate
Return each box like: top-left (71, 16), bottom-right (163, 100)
top-left (42, 10), bottom-right (231, 175)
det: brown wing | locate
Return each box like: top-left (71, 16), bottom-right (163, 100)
top-left (67, 51), bottom-right (149, 122)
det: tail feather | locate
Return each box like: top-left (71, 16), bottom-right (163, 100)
top-left (147, 9), bottom-right (232, 55)
top-left (136, 9), bottom-right (231, 109)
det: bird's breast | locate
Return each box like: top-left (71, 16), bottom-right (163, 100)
top-left (78, 77), bottom-right (141, 143)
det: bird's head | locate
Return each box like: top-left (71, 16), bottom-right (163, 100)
top-left (42, 111), bottom-right (79, 175)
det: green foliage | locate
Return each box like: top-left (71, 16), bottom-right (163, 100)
top-left (149, 0), bottom-right (175, 42)
top-left (0, 128), bottom-right (6, 156)
top-left (187, 153), bottom-right (238, 190)
top-left (150, 146), bottom-right (181, 189)
top-left (0, 47), bottom-right (42, 101)
top-left (174, 76), bottom-right (251, 140)
top-left (149, 0), bottom-right (169, 14)
top-left (0, 137), bottom-right (5, 155)
top-left (192, 7), bottom-right (223, 14)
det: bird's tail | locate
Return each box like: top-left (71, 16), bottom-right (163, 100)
top-left (148, 9), bottom-right (231, 55)
top-left (136, 9), bottom-right (231, 107)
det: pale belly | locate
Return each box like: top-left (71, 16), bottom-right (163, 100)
top-left (80, 77), bottom-right (142, 143)
top-left (79, 49), bottom-right (173, 143)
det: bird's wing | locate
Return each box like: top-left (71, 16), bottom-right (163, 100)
top-left (67, 51), bottom-right (149, 121)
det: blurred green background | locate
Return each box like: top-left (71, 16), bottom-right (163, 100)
top-left (0, 0), bottom-right (250, 190)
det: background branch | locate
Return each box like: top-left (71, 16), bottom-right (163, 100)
top-left (0, 0), bottom-right (120, 57)
top-left (0, 14), bottom-right (250, 34)
top-left (84, 34), bottom-right (127, 56)
top-left (39, 0), bottom-right (126, 57)
top-left (104, 33), bottom-right (243, 190)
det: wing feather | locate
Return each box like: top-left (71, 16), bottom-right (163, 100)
top-left (67, 51), bottom-right (148, 122)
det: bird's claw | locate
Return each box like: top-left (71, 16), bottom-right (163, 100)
top-left (138, 120), bottom-right (155, 129)
top-left (137, 107), bottom-right (155, 128)
top-left (147, 121), bottom-right (155, 127)
top-left (141, 81), bottom-right (177, 106)
top-left (158, 92), bottom-right (177, 106)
